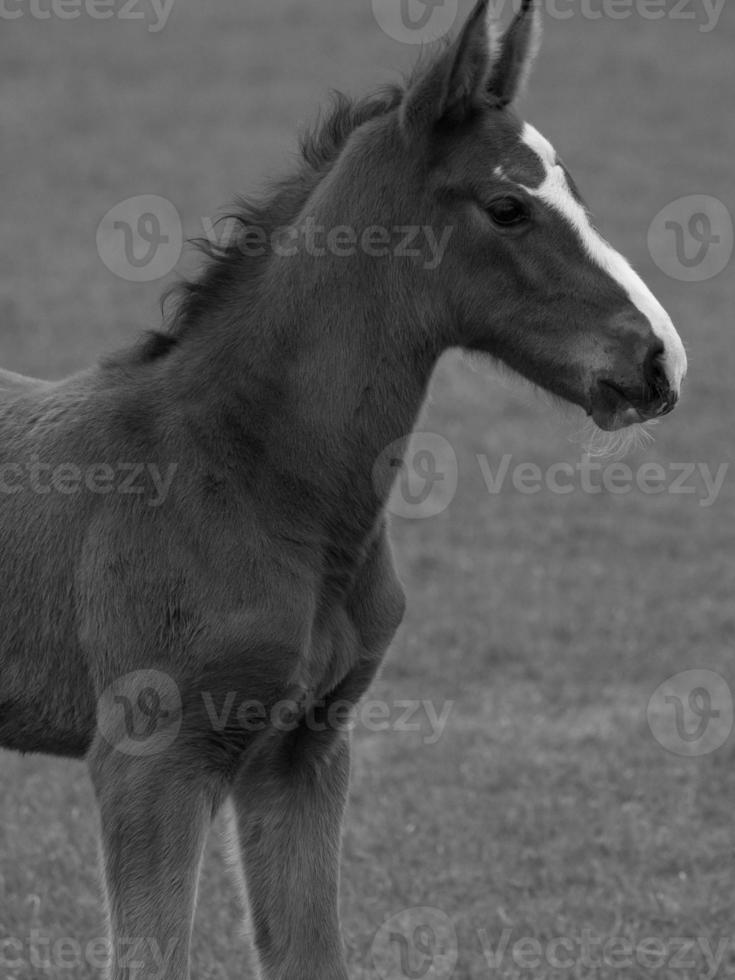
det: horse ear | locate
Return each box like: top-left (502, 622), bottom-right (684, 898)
top-left (487, 0), bottom-right (543, 107)
top-left (400, 0), bottom-right (499, 138)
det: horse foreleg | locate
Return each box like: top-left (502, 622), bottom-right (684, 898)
top-left (88, 737), bottom-right (223, 980)
top-left (228, 724), bottom-right (351, 980)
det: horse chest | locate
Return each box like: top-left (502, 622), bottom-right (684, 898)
top-left (306, 530), bottom-right (406, 704)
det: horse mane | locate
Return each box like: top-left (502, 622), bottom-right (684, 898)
top-left (124, 83), bottom-right (407, 365)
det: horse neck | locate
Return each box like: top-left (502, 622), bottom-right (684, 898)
top-left (169, 250), bottom-right (443, 546)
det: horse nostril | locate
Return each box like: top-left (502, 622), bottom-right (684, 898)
top-left (656, 392), bottom-right (678, 418)
top-left (644, 342), bottom-right (668, 396)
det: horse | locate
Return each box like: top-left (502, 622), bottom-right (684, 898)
top-left (0, 1), bottom-right (687, 977)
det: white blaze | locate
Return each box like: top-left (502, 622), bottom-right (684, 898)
top-left (519, 123), bottom-right (688, 391)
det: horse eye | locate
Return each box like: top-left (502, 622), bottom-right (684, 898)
top-left (486, 197), bottom-right (528, 228)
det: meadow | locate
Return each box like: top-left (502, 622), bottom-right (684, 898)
top-left (0, 0), bottom-right (734, 977)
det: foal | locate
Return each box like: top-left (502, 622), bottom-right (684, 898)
top-left (0, 1), bottom-right (686, 977)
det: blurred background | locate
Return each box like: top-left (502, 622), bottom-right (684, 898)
top-left (0, 1), bottom-right (734, 977)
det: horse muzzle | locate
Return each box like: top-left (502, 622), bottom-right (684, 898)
top-left (590, 377), bottom-right (679, 431)
top-left (590, 318), bottom-right (681, 431)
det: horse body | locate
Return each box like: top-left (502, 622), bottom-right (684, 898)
top-left (0, 340), bottom-right (408, 979)
top-left (0, 339), bottom-right (408, 761)
top-left (0, 367), bottom-right (107, 756)
top-left (1, 1), bottom-right (688, 978)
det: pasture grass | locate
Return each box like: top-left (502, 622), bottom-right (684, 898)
top-left (0, 1), bottom-right (733, 977)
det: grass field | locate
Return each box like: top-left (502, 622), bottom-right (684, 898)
top-left (1, 1), bottom-right (734, 977)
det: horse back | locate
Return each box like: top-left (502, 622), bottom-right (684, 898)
top-left (0, 367), bottom-right (54, 396)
